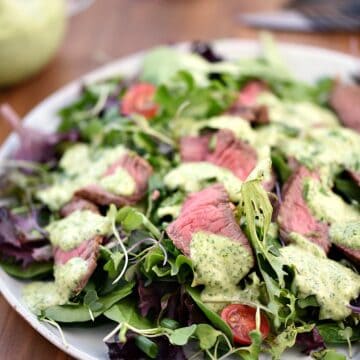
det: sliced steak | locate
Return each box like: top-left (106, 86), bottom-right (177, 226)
top-left (346, 170), bottom-right (360, 187)
top-left (330, 82), bottom-right (360, 133)
top-left (76, 153), bottom-right (153, 206)
top-left (207, 129), bottom-right (258, 180)
top-left (60, 197), bottom-right (99, 217)
top-left (277, 166), bottom-right (330, 252)
top-left (228, 81), bottom-right (269, 125)
top-left (335, 245), bottom-right (360, 265)
top-left (54, 235), bottom-right (102, 293)
top-left (53, 206), bottom-right (105, 295)
top-left (180, 134), bottom-right (211, 162)
top-left (166, 184), bottom-right (253, 258)
top-left (180, 129), bottom-right (258, 181)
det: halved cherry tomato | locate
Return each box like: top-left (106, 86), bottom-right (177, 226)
top-left (121, 83), bottom-right (158, 119)
top-left (221, 304), bottom-right (270, 345)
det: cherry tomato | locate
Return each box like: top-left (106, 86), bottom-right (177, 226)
top-left (221, 304), bottom-right (270, 345)
top-left (236, 81), bottom-right (267, 107)
top-left (121, 83), bottom-right (158, 119)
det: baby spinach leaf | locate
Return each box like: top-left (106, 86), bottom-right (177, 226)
top-left (43, 281), bottom-right (134, 322)
top-left (317, 323), bottom-right (360, 344)
top-left (0, 261), bottom-right (53, 279)
top-left (104, 298), bottom-right (152, 329)
top-left (168, 324), bottom-right (197, 346)
top-left (186, 286), bottom-right (233, 340)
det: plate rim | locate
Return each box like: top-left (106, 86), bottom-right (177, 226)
top-left (0, 38), bottom-right (358, 360)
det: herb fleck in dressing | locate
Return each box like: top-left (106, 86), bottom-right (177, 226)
top-left (37, 144), bottom-right (134, 209)
top-left (190, 231), bottom-right (253, 312)
top-left (280, 244), bottom-right (360, 320)
top-left (46, 210), bottom-right (111, 251)
top-left (330, 221), bottom-right (360, 250)
top-left (23, 257), bottom-right (88, 314)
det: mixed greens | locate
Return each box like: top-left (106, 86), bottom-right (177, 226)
top-left (0, 35), bottom-right (359, 360)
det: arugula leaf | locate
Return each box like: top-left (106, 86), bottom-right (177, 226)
top-left (240, 180), bottom-right (297, 329)
top-left (237, 330), bottom-right (263, 360)
top-left (267, 323), bottom-right (314, 360)
top-left (43, 281), bottom-right (134, 322)
top-left (155, 70), bottom-right (237, 120)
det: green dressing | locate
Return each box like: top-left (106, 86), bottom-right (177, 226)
top-left (257, 93), bottom-right (339, 130)
top-left (280, 128), bottom-right (360, 176)
top-left (190, 231), bottom-right (254, 312)
top-left (46, 210), bottom-right (111, 251)
top-left (23, 257), bottom-right (88, 314)
top-left (164, 162), bottom-right (243, 202)
top-left (37, 144), bottom-right (132, 210)
top-left (329, 221), bottom-right (360, 250)
top-left (99, 167), bottom-right (136, 196)
top-left (280, 244), bottom-right (360, 320)
top-left (303, 178), bottom-right (360, 224)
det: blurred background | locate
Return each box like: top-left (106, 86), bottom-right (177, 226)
top-left (0, 0), bottom-right (360, 358)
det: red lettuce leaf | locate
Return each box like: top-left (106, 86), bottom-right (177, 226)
top-left (0, 207), bottom-right (51, 267)
top-left (0, 104), bottom-right (79, 163)
top-left (296, 327), bottom-right (325, 355)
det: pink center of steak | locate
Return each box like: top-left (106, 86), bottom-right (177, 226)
top-left (227, 81), bottom-right (269, 125)
top-left (166, 184), bottom-right (253, 258)
top-left (277, 166), bottom-right (330, 252)
top-left (75, 153), bottom-right (153, 206)
top-left (60, 197), bottom-right (99, 217)
top-left (335, 245), bottom-right (360, 265)
top-left (180, 129), bottom-right (258, 181)
top-left (330, 82), bottom-right (360, 133)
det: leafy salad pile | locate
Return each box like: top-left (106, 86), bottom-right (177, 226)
top-left (0, 35), bottom-right (359, 360)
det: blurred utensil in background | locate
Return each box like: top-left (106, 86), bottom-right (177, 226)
top-left (238, 0), bottom-right (360, 32)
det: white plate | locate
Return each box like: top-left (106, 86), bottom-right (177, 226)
top-left (0, 39), bottom-right (359, 360)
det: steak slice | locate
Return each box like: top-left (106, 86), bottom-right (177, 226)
top-left (166, 184), bottom-right (253, 258)
top-left (76, 153), bottom-right (153, 206)
top-left (180, 129), bottom-right (258, 180)
top-left (228, 81), bottom-right (269, 125)
top-left (53, 206), bottom-right (105, 295)
top-left (54, 235), bottom-right (102, 294)
top-left (336, 245), bottom-right (360, 265)
top-left (60, 197), bottom-right (99, 217)
top-left (207, 129), bottom-right (258, 181)
top-left (330, 82), bottom-right (360, 133)
top-left (277, 166), bottom-right (330, 252)
top-left (180, 134), bottom-right (211, 162)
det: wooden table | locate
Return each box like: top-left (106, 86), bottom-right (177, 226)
top-left (0, 0), bottom-right (359, 358)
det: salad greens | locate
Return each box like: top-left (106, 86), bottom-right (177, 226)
top-left (0, 35), bottom-right (359, 360)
